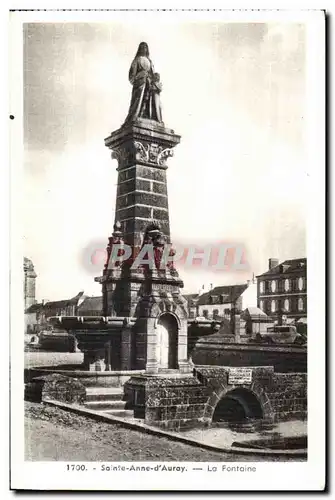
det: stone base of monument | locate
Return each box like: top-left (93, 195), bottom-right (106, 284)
top-left (124, 371), bottom-right (211, 431)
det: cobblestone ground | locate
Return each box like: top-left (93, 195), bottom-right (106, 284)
top-left (25, 402), bottom-right (300, 462)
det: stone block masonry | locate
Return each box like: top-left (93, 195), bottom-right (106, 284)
top-left (194, 366), bottom-right (307, 424)
top-left (268, 373), bottom-right (307, 422)
top-left (105, 120), bottom-right (180, 248)
top-left (124, 373), bottom-right (211, 430)
top-left (125, 365), bottom-right (307, 430)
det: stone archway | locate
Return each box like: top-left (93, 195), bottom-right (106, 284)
top-left (206, 381), bottom-right (273, 423)
top-left (213, 388), bottom-right (263, 422)
top-left (157, 313), bottom-right (179, 369)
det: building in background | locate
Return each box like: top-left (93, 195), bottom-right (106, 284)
top-left (197, 284), bottom-right (248, 320)
top-left (183, 294), bottom-right (199, 319)
top-left (25, 291), bottom-right (86, 334)
top-left (241, 307), bottom-right (274, 337)
top-left (256, 257), bottom-right (307, 328)
top-left (183, 279), bottom-right (258, 321)
top-left (25, 302), bottom-right (44, 335)
top-left (24, 257), bottom-right (37, 311)
top-left (77, 296), bottom-right (103, 316)
top-left (42, 291), bottom-right (86, 321)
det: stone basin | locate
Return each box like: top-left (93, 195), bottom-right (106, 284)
top-left (46, 316), bottom-right (221, 373)
top-left (48, 316), bottom-right (137, 372)
top-left (49, 316), bottom-right (136, 332)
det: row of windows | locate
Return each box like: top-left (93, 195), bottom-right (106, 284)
top-left (192, 309), bottom-right (231, 319)
top-left (260, 297), bottom-right (306, 313)
top-left (208, 295), bottom-right (226, 305)
top-left (201, 309), bottom-right (224, 319)
top-left (259, 277), bottom-right (306, 294)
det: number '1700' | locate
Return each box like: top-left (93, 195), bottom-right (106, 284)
top-left (66, 464), bottom-right (87, 471)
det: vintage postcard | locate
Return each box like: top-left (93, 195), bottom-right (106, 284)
top-left (9, 7), bottom-right (325, 492)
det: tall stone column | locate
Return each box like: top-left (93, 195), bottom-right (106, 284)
top-left (100, 118), bottom-right (183, 326)
top-left (105, 119), bottom-right (180, 248)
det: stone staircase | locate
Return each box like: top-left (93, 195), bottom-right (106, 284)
top-left (84, 386), bottom-right (134, 418)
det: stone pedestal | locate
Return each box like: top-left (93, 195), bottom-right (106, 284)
top-left (124, 372), bottom-right (210, 430)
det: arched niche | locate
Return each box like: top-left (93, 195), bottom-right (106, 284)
top-left (156, 312), bottom-right (179, 370)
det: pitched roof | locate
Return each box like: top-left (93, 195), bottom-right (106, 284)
top-left (43, 299), bottom-right (70, 309)
top-left (197, 284), bottom-right (248, 306)
top-left (78, 296), bottom-right (103, 313)
top-left (69, 291), bottom-right (85, 304)
top-left (256, 258), bottom-right (307, 278)
top-left (241, 307), bottom-right (268, 319)
top-left (42, 291), bottom-right (85, 310)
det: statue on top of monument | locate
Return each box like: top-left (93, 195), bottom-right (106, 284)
top-left (124, 42), bottom-right (163, 125)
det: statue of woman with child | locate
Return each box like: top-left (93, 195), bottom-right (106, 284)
top-left (124, 42), bottom-right (163, 124)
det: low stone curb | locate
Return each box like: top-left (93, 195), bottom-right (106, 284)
top-left (44, 399), bottom-right (307, 458)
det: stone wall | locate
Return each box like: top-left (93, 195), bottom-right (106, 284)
top-left (195, 366), bottom-right (275, 422)
top-left (125, 365), bottom-right (307, 430)
top-left (124, 373), bottom-right (210, 430)
top-left (194, 366), bottom-right (307, 423)
top-left (268, 373), bottom-right (307, 422)
top-left (25, 373), bottom-right (86, 404)
top-left (191, 340), bottom-right (307, 373)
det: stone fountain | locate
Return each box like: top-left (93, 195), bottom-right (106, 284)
top-left (50, 41), bottom-right (192, 381)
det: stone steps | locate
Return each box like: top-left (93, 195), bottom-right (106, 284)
top-left (86, 387), bottom-right (124, 402)
top-left (84, 386), bottom-right (134, 419)
top-left (84, 399), bottom-right (126, 411)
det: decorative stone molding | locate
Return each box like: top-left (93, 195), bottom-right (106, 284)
top-left (111, 141), bottom-right (174, 169)
top-left (134, 141), bottom-right (174, 166)
top-left (157, 147), bottom-right (174, 166)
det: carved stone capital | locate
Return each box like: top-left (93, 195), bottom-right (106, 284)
top-left (134, 141), bottom-right (174, 167)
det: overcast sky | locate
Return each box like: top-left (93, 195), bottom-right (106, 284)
top-left (23, 21), bottom-right (306, 301)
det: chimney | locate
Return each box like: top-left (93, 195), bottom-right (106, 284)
top-left (268, 258), bottom-right (279, 270)
top-left (210, 283), bottom-right (213, 290)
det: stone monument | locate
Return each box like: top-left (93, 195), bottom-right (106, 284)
top-left (94, 41), bottom-right (189, 374)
